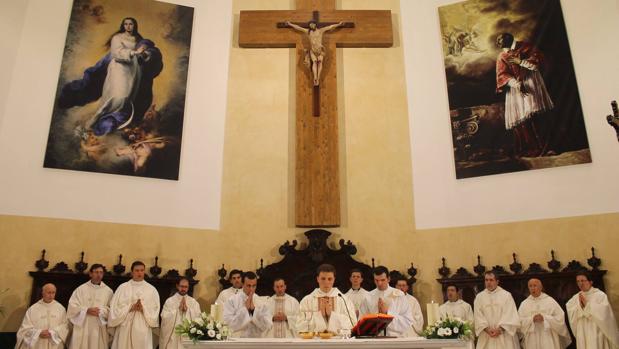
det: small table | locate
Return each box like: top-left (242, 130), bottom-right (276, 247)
top-left (183, 337), bottom-right (469, 349)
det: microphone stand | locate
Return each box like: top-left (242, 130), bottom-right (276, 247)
top-left (337, 293), bottom-right (355, 328)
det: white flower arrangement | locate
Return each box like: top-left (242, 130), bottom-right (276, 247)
top-left (423, 316), bottom-right (473, 340)
top-left (175, 311), bottom-right (229, 343)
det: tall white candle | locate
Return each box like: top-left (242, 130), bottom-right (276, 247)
top-left (426, 301), bottom-right (440, 326)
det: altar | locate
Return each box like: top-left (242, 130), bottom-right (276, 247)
top-left (183, 338), bottom-right (470, 349)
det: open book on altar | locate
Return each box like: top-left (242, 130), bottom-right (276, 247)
top-left (351, 313), bottom-right (394, 337)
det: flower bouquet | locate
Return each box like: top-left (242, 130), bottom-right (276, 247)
top-left (175, 312), bottom-right (229, 343)
top-left (422, 317), bottom-right (473, 340)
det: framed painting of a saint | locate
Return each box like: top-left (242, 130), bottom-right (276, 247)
top-left (438, 0), bottom-right (591, 179)
top-left (44, 0), bottom-right (194, 180)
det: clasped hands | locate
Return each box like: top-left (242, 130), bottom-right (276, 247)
top-left (273, 311), bottom-right (287, 322)
top-left (86, 307), bottom-right (100, 316)
top-left (179, 297), bottom-right (188, 312)
top-left (319, 297), bottom-right (334, 318)
top-left (378, 298), bottom-right (389, 314)
top-left (579, 293), bottom-right (587, 308)
top-left (245, 294), bottom-right (256, 312)
top-left (533, 313), bottom-right (544, 323)
top-left (39, 329), bottom-right (52, 339)
top-left (130, 299), bottom-right (144, 312)
top-left (485, 327), bottom-right (504, 338)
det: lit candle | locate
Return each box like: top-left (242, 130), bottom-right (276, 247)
top-left (426, 301), bottom-right (440, 326)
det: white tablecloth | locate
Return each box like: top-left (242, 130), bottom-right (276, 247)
top-left (183, 337), bottom-right (470, 349)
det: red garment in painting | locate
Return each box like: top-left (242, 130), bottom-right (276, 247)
top-left (496, 41), bottom-right (554, 130)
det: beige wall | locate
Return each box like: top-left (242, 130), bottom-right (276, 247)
top-left (1, 0), bottom-right (618, 332)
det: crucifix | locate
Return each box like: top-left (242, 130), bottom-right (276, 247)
top-left (277, 11), bottom-right (354, 117)
top-left (239, 0), bottom-right (393, 227)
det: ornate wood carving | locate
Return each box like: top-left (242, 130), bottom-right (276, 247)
top-left (548, 250), bottom-right (561, 272)
top-left (75, 251), bottom-right (87, 274)
top-left (438, 249), bottom-right (606, 306)
top-left (112, 254), bottom-right (126, 276)
top-left (28, 252), bottom-right (199, 313)
top-left (509, 253), bottom-right (522, 274)
top-left (438, 249), bottom-right (607, 349)
top-left (219, 229), bottom-right (417, 300)
top-left (35, 249), bottom-right (49, 271)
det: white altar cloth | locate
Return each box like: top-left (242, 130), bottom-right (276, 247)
top-left (183, 337), bottom-right (468, 349)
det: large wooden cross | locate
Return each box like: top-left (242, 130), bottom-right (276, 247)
top-left (239, 0), bottom-right (393, 227)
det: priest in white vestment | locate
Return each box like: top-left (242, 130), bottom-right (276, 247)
top-left (566, 272), bottom-right (619, 349)
top-left (67, 264), bottom-right (114, 349)
top-left (345, 269), bottom-right (369, 317)
top-left (297, 264), bottom-right (357, 334)
top-left (474, 271), bottom-right (521, 349)
top-left (518, 278), bottom-right (571, 349)
top-left (265, 278), bottom-right (300, 338)
top-left (16, 283), bottom-right (69, 349)
top-left (360, 267), bottom-right (414, 337)
top-left (109, 261), bottom-right (161, 349)
top-left (224, 271), bottom-right (273, 338)
top-left (395, 277), bottom-right (424, 337)
top-left (216, 269), bottom-right (243, 306)
top-left (160, 277), bottom-right (202, 349)
top-left (439, 284), bottom-right (474, 324)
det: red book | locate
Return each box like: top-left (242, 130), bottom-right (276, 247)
top-left (351, 313), bottom-right (394, 337)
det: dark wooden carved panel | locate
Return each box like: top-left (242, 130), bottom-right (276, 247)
top-left (218, 229), bottom-right (418, 300)
top-left (29, 250), bottom-right (199, 312)
top-left (437, 248), bottom-right (607, 349)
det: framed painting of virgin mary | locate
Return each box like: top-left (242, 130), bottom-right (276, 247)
top-left (44, 0), bottom-right (194, 180)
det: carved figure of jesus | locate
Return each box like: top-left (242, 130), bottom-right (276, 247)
top-left (286, 21), bottom-right (344, 86)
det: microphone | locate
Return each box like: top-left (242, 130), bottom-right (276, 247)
top-left (338, 293), bottom-right (355, 327)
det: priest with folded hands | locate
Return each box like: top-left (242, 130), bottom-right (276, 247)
top-left (15, 283), bottom-right (69, 349)
top-left (160, 277), bottom-right (202, 348)
top-left (474, 271), bottom-right (521, 349)
top-left (67, 264), bottom-right (113, 349)
top-left (297, 264), bottom-right (357, 334)
top-left (359, 266), bottom-right (413, 337)
top-left (518, 278), bottom-right (571, 349)
top-left (223, 271), bottom-right (272, 338)
top-left (266, 278), bottom-right (300, 338)
top-left (109, 261), bottom-right (161, 349)
top-left (566, 272), bottom-right (619, 349)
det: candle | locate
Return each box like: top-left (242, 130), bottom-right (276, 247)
top-left (426, 301), bottom-right (440, 326)
top-left (210, 304), bottom-right (217, 320)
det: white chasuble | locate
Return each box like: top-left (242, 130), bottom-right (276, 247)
top-left (216, 287), bottom-right (240, 306)
top-left (567, 288), bottom-right (619, 349)
top-left (224, 292), bottom-right (272, 338)
top-left (345, 288), bottom-right (369, 316)
top-left (359, 286), bottom-right (414, 337)
top-left (402, 294), bottom-right (425, 337)
top-left (160, 293), bottom-right (201, 349)
top-left (440, 299), bottom-right (475, 349)
top-left (440, 299), bottom-right (474, 324)
top-left (67, 280), bottom-right (113, 349)
top-left (109, 279), bottom-right (160, 349)
top-left (474, 287), bottom-right (521, 349)
top-left (266, 294), bottom-right (300, 338)
top-left (518, 293), bottom-right (571, 349)
top-left (16, 300), bottom-right (69, 349)
top-left (297, 288), bottom-right (357, 334)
